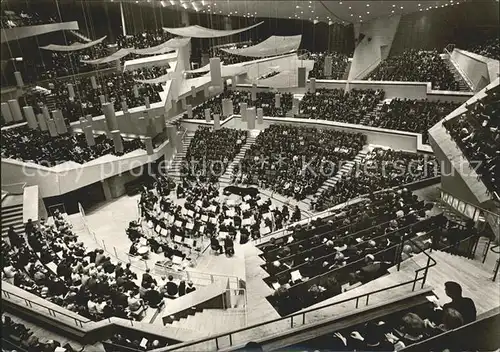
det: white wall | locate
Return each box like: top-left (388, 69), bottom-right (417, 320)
top-left (348, 15), bottom-right (401, 80)
top-left (185, 116), bottom-right (424, 153)
top-left (450, 48), bottom-right (500, 92)
top-left (1, 140), bottom-right (175, 198)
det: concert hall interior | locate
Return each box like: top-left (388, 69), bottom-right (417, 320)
top-left (1, 0), bottom-right (499, 351)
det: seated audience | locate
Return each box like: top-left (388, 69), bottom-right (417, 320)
top-left (238, 124), bottom-right (366, 200)
top-left (184, 127), bottom-right (247, 180)
top-left (0, 213), bottom-right (152, 322)
top-left (313, 148), bottom-right (440, 211)
top-left (259, 188), bottom-right (446, 313)
top-left (368, 49), bottom-right (463, 91)
top-left (1, 9), bottom-right (54, 28)
top-left (444, 86), bottom-right (499, 198)
top-left (2, 314), bottom-right (84, 352)
top-left (307, 52), bottom-right (349, 80)
top-left (373, 99), bottom-right (460, 144)
top-left (185, 90), bottom-right (293, 120)
top-left (109, 333), bottom-right (168, 351)
top-left (21, 66), bottom-right (167, 121)
top-left (467, 37), bottom-right (500, 60)
top-left (1, 125), bottom-right (144, 166)
top-left (299, 88), bottom-right (385, 124)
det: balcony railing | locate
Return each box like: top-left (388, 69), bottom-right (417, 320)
top-left (153, 233), bottom-right (437, 351)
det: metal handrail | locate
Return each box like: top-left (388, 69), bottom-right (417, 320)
top-left (2, 288), bottom-right (88, 328)
top-left (398, 235), bottom-right (437, 291)
top-left (253, 196), bottom-right (366, 244)
top-left (438, 234), bottom-right (478, 259)
top-left (158, 239), bottom-right (437, 351)
top-left (160, 276), bottom-right (432, 351)
top-left (491, 245), bottom-right (499, 281)
top-left (79, 204), bottom-right (242, 289)
top-left (255, 178), bottom-right (441, 245)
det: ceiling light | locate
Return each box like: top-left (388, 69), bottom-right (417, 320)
top-left (367, 11), bottom-right (370, 14)
top-left (339, 2), bottom-right (342, 4)
top-left (359, 15), bottom-right (362, 17)
top-left (392, 4), bottom-right (396, 7)
top-left (391, 10), bottom-right (394, 13)
top-left (311, 10), bottom-right (314, 13)
top-left (366, 3), bottom-right (370, 6)
top-left (349, 6), bottom-right (352, 9)
top-left (400, 6), bottom-right (404, 9)
top-left (418, 3), bottom-right (421, 6)
top-left (296, 5), bottom-right (300, 8)
top-left (351, 14), bottom-right (353, 16)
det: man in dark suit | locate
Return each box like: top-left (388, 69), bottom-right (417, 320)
top-left (7, 226), bottom-right (22, 248)
top-left (144, 285), bottom-right (164, 308)
top-left (165, 275), bottom-right (178, 297)
top-left (442, 281), bottom-right (477, 324)
top-left (141, 269), bottom-right (156, 289)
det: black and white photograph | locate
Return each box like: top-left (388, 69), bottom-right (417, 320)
top-left (0, 0), bottom-right (499, 351)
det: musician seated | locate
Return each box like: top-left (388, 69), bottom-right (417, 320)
top-left (171, 245), bottom-right (185, 259)
top-left (162, 243), bottom-right (174, 258)
top-left (147, 238), bottom-right (161, 253)
top-left (129, 241), bottom-right (139, 256)
top-left (224, 235), bottom-right (235, 257)
top-left (210, 236), bottom-right (223, 254)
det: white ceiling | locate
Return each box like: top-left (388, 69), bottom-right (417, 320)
top-left (153, 0), bottom-right (471, 25)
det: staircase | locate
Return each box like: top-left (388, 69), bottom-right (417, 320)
top-left (443, 57), bottom-right (471, 92)
top-left (166, 133), bottom-right (194, 182)
top-left (68, 29), bottom-right (92, 43)
top-left (302, 145), bottom-right (370, 210)
top-left (389, 250), bottom-right (500, 314)
top-left (1, 198), bottom-right (24, 239)
top-left (359, 99), bottom-right (391, 126)
top-left (219, 133), bottom-right (257, 187)
top-left (167, 308), bottom-right (246, 335)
